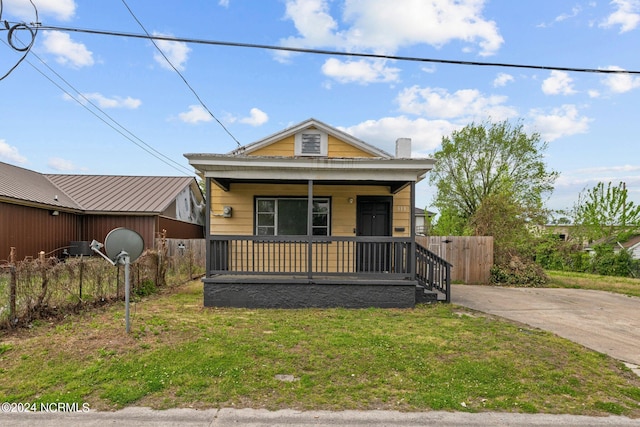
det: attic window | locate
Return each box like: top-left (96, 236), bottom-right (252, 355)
top-left (295, 131), bottom-right (327, 156)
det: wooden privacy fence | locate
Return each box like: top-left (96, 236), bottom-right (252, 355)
top-left (416, 236), bottom-right (493, 284)
top-left (159, 238), bottom-right (206, 267)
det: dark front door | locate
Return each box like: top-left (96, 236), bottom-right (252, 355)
top-left (357, 197), bottom-right (392, 272)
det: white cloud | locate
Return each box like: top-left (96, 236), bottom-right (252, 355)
top-left (178, 105), bottom-right (212, 124)
top-left (42, 31), bottom-right (94, 68)
top-left (396, 86), bottom-right (518, 121)
top-left (219, 0), bottom-right (230, 7)
top-left (555, 5), bottom-right (583, 22)
top-left (537, 5), bottom-right (585, 28)
top-left (47, 157), bottom-right (76, 171)
top-left (493, 72), bottom-right (514, 87)
top-left (239, 108), bottom-right (269, 126)
top-left (601, 66), bottom-right (640, 93)
top-left (281, 0), bottom-right (503, 57)
top-left (70, 93), bottom-right (142, 109)
top-left (553, 166), bottom-right (640, 209)
top-left (152, 32), bottom-right (191, 71)
top-left (340, 116), bottom-right (460, 156)
top-left (0, 139), bottom-right (27, 164)
top-left (321, 58), bottom-right (400, 84)
top-left (575, 164), bottom-right (640, 174)
top-left (282, 0), bottom-right (340, 46)
top-left (529, 104), bottom-right (591, 141)
top-left (4, 0), bottom-right (75, 21)
top-left (600, 0), bottom-right (640, 32)
top-left (542, 71), bottom-right (577, 95)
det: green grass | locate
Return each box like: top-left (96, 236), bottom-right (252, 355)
top-left (0, 281), bottom-right (639, 416)
top-left (547, 270), bottom-right (640, 297)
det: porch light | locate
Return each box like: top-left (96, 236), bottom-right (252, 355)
top-left (348, 198), bottom-right (354, 204)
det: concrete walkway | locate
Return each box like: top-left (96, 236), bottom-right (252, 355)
top-left (451, 285), bottom-right (640, 374)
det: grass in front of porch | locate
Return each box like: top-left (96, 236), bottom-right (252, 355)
top-left (1, 280), bottom-right (639, 416)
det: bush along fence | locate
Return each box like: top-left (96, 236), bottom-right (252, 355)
top-left (0, 238), bottom-right (205, 329)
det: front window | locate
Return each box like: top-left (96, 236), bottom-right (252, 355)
top-left (256, 197), bottom-right (330, 236)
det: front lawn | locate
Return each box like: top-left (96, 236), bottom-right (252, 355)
top-left (1, 281), bottom-right (639, 416)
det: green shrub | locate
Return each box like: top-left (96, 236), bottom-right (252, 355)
top-left (490, 255), bottom-right (548, 287)
top-left (587, 245), bottom-right (640, 277)
top-left (134, 279), bottom-right (157, 297)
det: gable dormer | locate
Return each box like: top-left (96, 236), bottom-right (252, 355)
top-left (231, 118), bottom-right (391, 159)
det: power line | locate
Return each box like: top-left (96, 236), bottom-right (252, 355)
top-left (120, 0), bottom-right (241, 147)
top-left (0, 0), bottom-right (38, 81)
top-left (1, 1), bottom-right (195, 175)
top-left (1, 37), bottom-right (195, 176)
top-left (29, 24), bottom-right (640, 75)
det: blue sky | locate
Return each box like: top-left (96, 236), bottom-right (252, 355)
top-left (1, 0), bottom-right (639, 214)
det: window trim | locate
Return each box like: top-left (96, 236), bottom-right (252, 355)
top-left (255, 196), bottom-right (331, 236)
top-left (294, 131), bottom-right (328, 156)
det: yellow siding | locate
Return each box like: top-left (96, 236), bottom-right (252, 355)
top-left (393, 186), bottom-right (411, 238)
top-left (210, 181), bottom-right (413, 273)
top-left (327, 135), bottom-right (376, 158)
top-left (249, 136), bottom-right (295, 156)
top-left (210, 182), bottom-right (411, 237)
top-left (247, 132), bottom-right (376, 158)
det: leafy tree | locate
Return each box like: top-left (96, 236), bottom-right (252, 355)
top-left (469, 191), bottom-right (548, 286)
top-left (430, 206), bottom-right (467, 236)
top-left (573, 181), bottom-right (640, 242)
top-left (429, 120), bottom-right (557, 234)
top-left (469, 191), bottom-right (529, 266)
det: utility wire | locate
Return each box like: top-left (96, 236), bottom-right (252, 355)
top-left (0, 0), bottom-right (38, 81)
top-left (120, 0), bottom-right (241, 147)
top-left (2, 37), bottom-right (194, 176)
top-left (1, 0), bottom-right (194, 175)
top-left (29, 24), bottom-right (640, 75)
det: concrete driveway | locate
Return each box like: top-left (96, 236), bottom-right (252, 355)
top-left (451, 285), bottom-right (640, 374)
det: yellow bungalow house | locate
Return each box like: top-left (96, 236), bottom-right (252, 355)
top-left (185, 118), bottom-right (450, 308)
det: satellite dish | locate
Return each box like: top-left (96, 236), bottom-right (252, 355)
top-left (104, 227), bottom-right (144, 263)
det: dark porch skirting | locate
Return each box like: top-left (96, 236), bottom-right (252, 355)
top-left (202, 276), bottom-right (418, 308)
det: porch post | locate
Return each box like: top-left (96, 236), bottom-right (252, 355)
top-left (307, 179), bottom-right (314, 279)
top-left (205, 176), bottom-right (211, 277)
top-left (409, 181), bottom-right (416, 279)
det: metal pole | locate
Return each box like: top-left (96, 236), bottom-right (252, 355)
top-left (123, 253), bottom-right (131, 334)
top-left (307, 180), bottom-right (313, 280)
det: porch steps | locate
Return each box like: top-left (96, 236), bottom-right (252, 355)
top-left (415, 284), bottom-right (439, 304)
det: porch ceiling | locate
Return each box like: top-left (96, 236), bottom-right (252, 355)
top-left (211, 178), bottom-right (411, 193)
top-left (184, 154), bottom-right (435, 186)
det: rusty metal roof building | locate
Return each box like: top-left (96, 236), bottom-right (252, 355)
top-left (45, 174), bottom-right (198, 214)
top-left (1, 161), bottom-right (200, 215)
top-left (0, 162), bottom-right (80, 210)
top-left (1, 161), bottom-right (205, 260)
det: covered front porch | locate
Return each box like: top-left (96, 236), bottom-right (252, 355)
top-left (186, 120), bottom-right (448, 308)
top-left (202, 234), bottom-right (451, 308)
